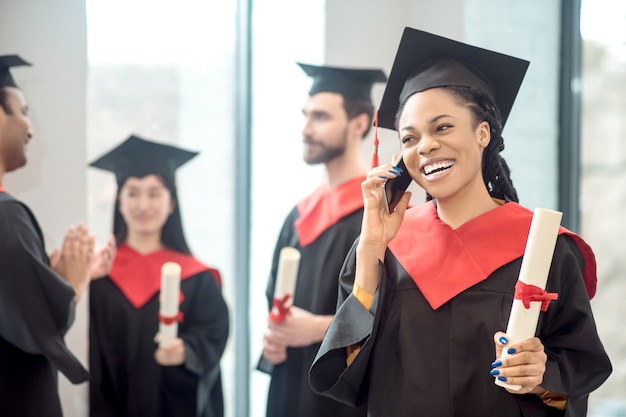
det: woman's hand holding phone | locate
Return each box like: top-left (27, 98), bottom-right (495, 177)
top-left (356, 157), bottom-right (412, 292)
top-left (359, 155), bottom-right (412, 248)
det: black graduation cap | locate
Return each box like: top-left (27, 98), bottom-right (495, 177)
top-left (297, 62), bottom-right (387, 101)
top-left (89, 134), bottom-right (198, 185)
top-left (377, 27), bottom-right (529, 130)
top-left (0, 55), bottom-right (32, 88)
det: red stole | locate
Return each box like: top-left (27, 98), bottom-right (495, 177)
top-left (388, 202), bottom-right (597, 310)
top-left (109, 244), bottom-right (221, 308)
top-left (294, 176), bottom-right (365, 247)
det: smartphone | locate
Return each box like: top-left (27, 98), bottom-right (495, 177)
top-left (383, 153), bottom-right (412, 214)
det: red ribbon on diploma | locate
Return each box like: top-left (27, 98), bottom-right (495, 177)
top-left (514, 281), bottom-right (558, 311)
top-left (269, 294), bottom-right (291, 322)
top-left (157, 290), bottom-right (185, 324)
top-left (158, 311), bottom-right (184, 325)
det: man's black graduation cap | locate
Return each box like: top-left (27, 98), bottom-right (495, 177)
top-left (297, 62), bottom-right (387, 101)
top-left (377, 27), bottom-right (529, 130)
top-left (89, 134), bottom-right (198, 185)
top-left (0, 55), bottom-right (32, 88)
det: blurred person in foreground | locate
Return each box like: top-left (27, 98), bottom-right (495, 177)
top-left (0, 54), bottom-right (112, 417)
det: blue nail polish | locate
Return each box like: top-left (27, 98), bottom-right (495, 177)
top-left (491, 360), bottom-right (502, 367)
top-left (498, 336), bottom-right (508, 345)
top-left (378, 176), bottom-right (387, 179)
top-left (490, 369), bottom-right (500, 376)
top-left (507, 348), bottom-right (516, 354)
top-left (388, 169), bottom-right (400, 175)
top-left (393, 166), bottom-right (404, 173)
top-left (497, 376), bottom-right (507, 382)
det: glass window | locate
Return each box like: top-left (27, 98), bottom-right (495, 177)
top-left (580, 0), bottom-right (626, 414)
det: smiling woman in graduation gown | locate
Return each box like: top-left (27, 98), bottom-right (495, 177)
top-left (88, 135), bottom-right (229, 417)
top-left (309, 27), bottom-right (611, 417)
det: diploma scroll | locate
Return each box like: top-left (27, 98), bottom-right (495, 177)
top-left (158, 262), bottom-right (183, 348)
top-left (269, 247), bottom-right (301, 322)
top-left (495, 208), bottom-right (562, 391)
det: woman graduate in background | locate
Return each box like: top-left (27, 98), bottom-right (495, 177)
top-left (309, 27), bottom-right (611, 417)
top-left (88, 135), bottom-right (229, 417)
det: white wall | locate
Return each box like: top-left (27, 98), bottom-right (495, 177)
top-left (0, 0), bottom-right (89, 415)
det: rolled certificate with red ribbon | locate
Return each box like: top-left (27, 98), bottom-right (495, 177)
top-left (495, 208), bottom-right (562, 391)
top-left (159, 262), bottom-right (183, 347)
top-left (269, 247), bottom-right (301, 322)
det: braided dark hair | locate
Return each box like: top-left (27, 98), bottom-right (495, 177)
top-left (396, 86), bottom-right (519, 203)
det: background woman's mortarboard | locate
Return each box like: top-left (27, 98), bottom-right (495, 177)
top-left (0, 55), bottom-right (31, 89)
top-left (88, 135), bottom-right (198, 186)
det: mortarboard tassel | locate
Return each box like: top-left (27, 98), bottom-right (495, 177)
top-left (371, 109), bottom-right (380, 168)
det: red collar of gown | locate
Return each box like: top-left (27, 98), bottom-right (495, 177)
top-left (108, 244), bottom-right (220, 308)
top-left (388, 201), bottom-right (597, 310)
top-left (294, 176), bottom-right (365, 247)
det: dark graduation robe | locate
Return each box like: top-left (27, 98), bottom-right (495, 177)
top-left (0, 190), bottom-right (89, 417)
top-left (89, 244), bottom-right (229, 417)
top-left (257, 176), bottom-right (368, 417)
top-left (310, 201), bottom-right (612, 417)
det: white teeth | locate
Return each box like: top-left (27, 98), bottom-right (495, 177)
top-left (424, 160), bottom-right (454, 175)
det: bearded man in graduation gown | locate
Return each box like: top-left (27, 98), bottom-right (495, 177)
top-left (256, 63), bottom-right (387, 417)
top-left (0, 55), bottom-right (100, 417)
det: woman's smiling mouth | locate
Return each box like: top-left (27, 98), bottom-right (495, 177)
top-left (423, 160), bottom-right (455, 177)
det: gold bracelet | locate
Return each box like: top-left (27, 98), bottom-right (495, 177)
top-left (352, 283), bottom-right (374, 310)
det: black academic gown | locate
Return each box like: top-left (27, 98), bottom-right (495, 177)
top-left (89, 255), bottom-right (229, 417)
top-left (0, 191), bottom-right (89, 417)
top-left (310, 202), bottom-right (612, 417)
top-left (258, 178), bottom-right (368, 417)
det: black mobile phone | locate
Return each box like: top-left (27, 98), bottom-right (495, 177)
top-left (383, 154), bottom-right (412, 214)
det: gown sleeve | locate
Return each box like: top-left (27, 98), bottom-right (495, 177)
top-left (309, 239), bottom-right (381, 407)
top-left (179, 269), bottom-right (230, 376)
top-left (88, 284), bottom-right (119, 417)
top-left (0, 198), bottom-right (89, 383)
top-left (536, 235), bottom-right (612, 416)
top-left (160, 270), bottom-right (230, 417)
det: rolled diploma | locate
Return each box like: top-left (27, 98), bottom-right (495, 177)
top-left (495, 208), bottom-right (562, 391)
top-left (270, 247), bottom-right (301, 322)
top-left (159, 262), bottom-right (182, 348)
